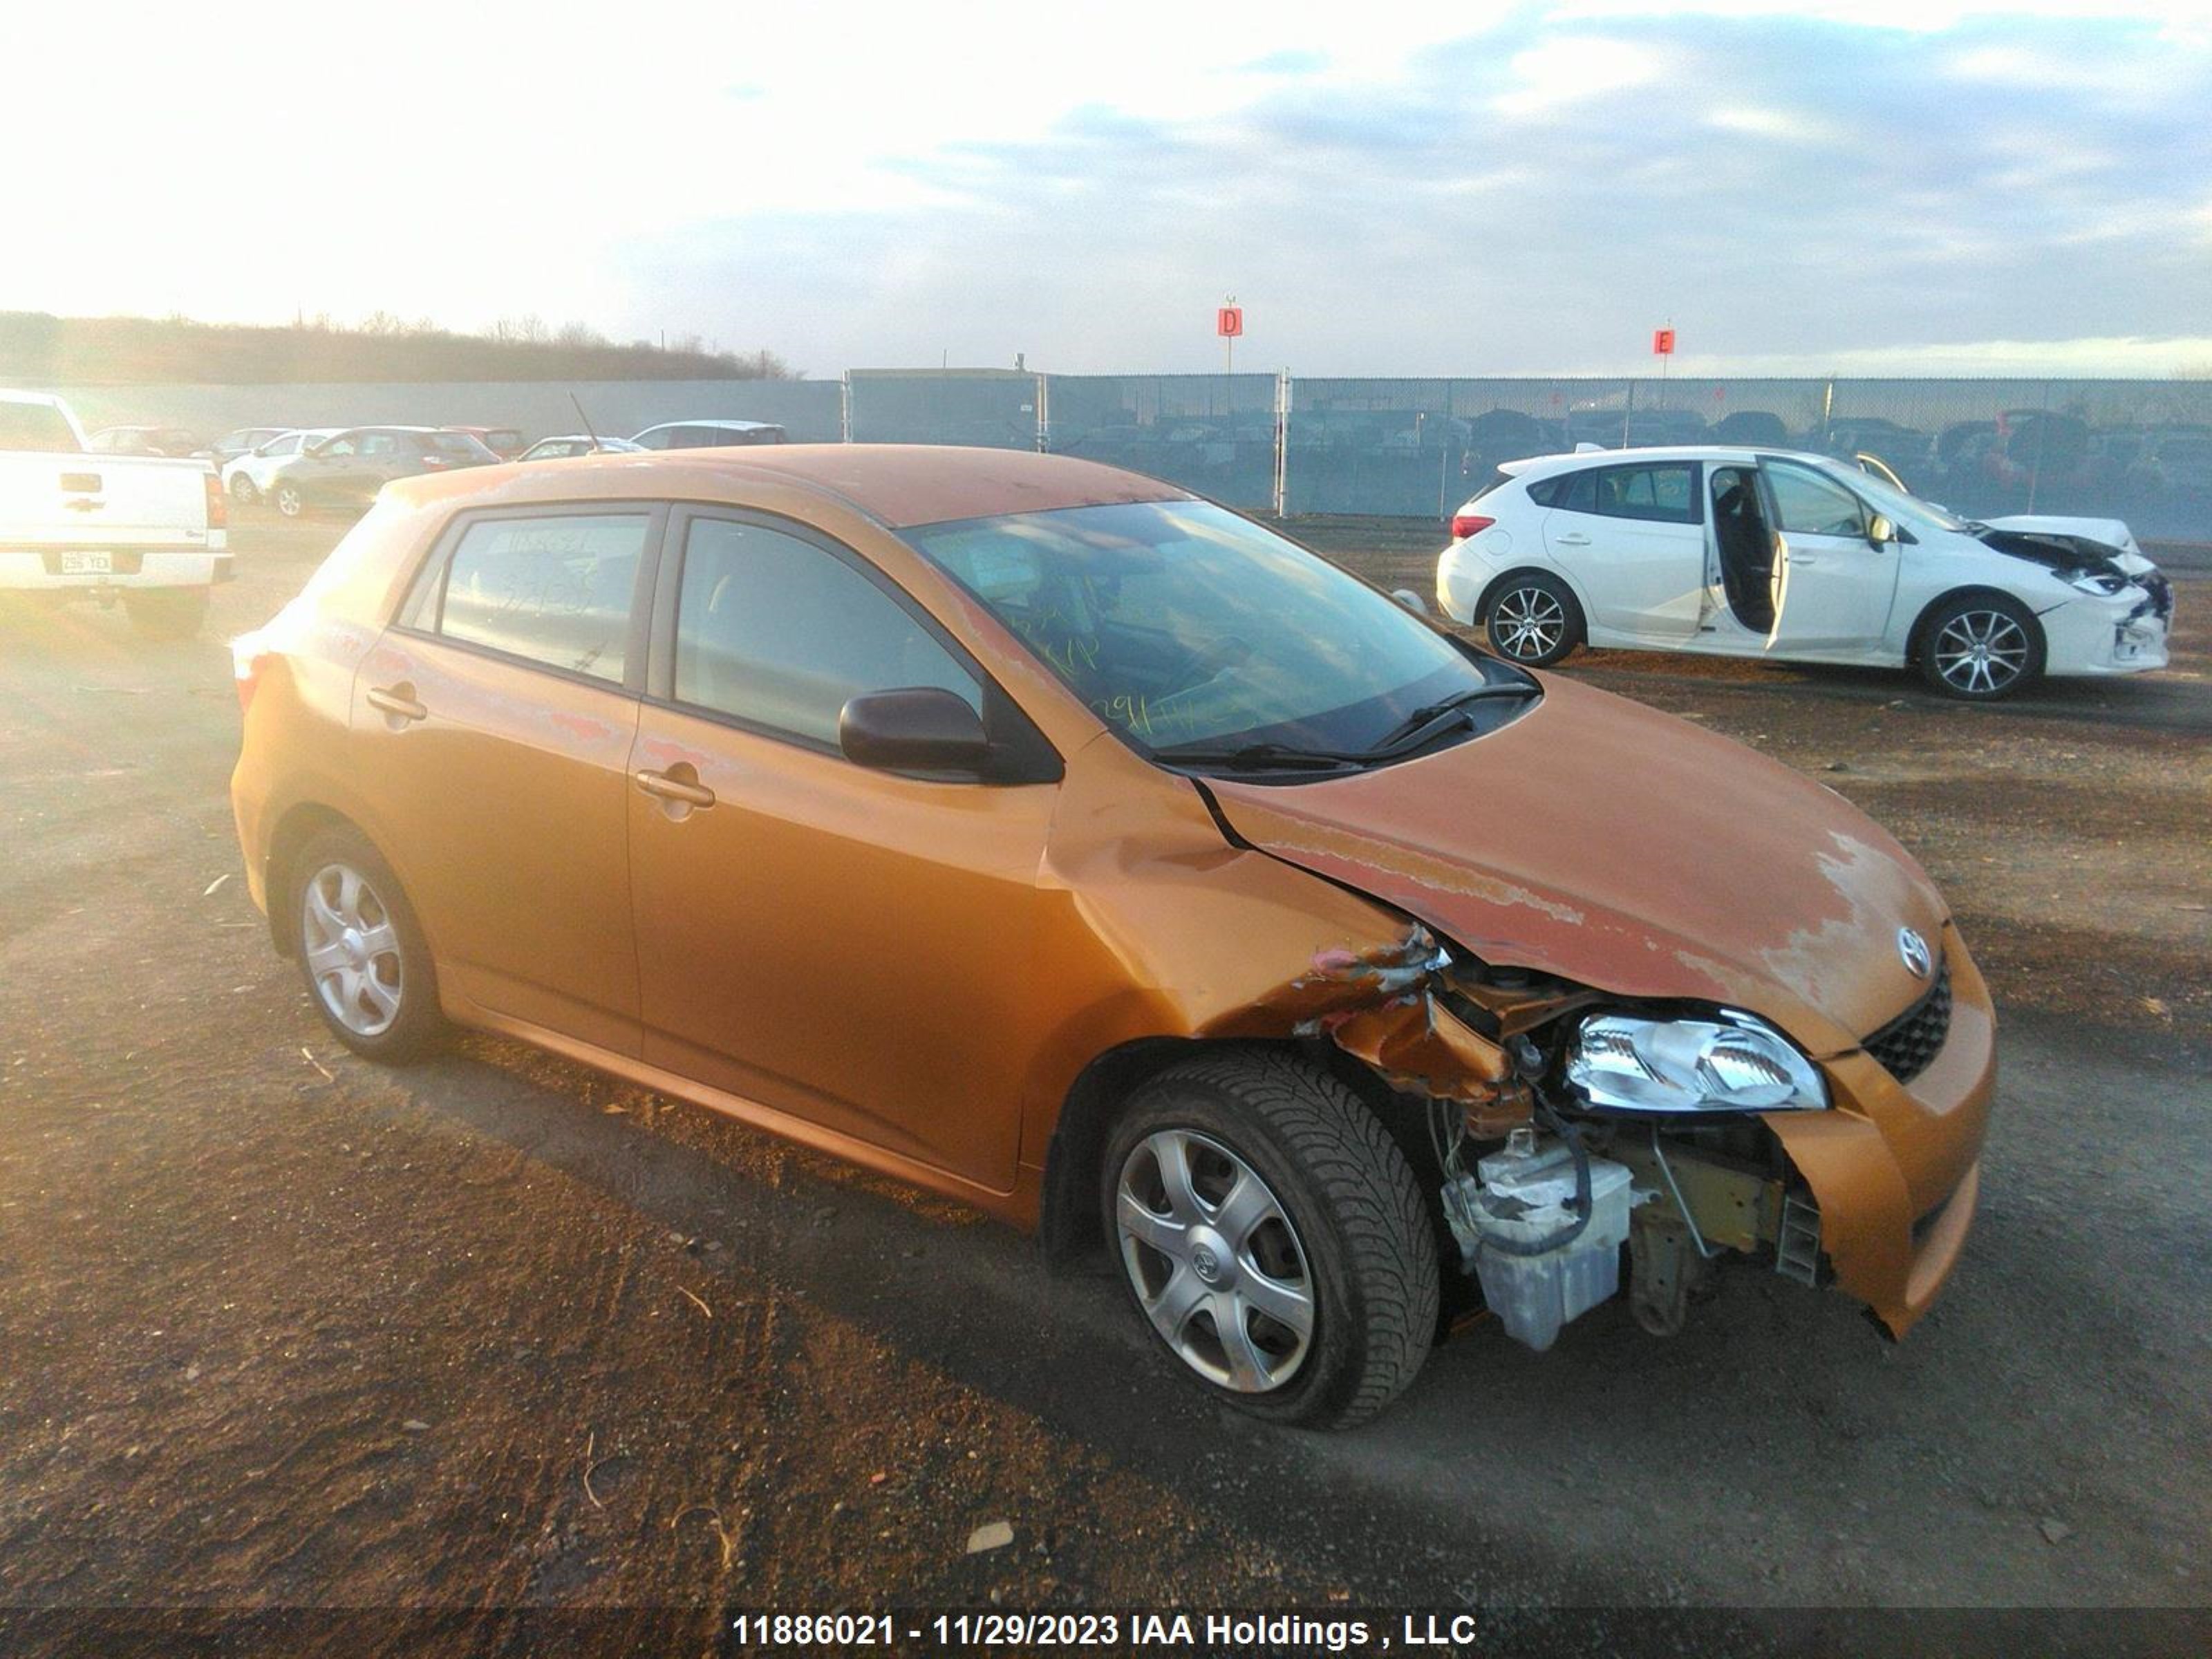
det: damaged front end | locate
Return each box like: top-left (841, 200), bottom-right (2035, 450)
top-left (1264, 921), bottom-right (1986, 1356)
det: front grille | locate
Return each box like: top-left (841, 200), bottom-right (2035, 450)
top-left (1864, 962), bottom-right (1953, 1085)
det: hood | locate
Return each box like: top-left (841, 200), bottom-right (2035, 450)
top-left (1975, 518), bottom-right (2155, 579)
top-left (1208, 676), bottom-right (1947, 1057)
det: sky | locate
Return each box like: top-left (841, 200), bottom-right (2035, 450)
top-left (9, 0), bottom-right (2211, 377)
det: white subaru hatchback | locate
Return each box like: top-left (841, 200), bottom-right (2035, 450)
top-left (1436, 447), bottom-right (2173, 700)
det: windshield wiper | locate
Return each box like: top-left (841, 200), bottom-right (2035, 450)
top-left (1151, 740), bottom-right (1365, 772)
top-left (1358, 682), bottom-right (1541, 758)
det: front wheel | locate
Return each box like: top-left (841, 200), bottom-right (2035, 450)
top-left (291, 827), bottom-right (447, 1062)
top-left (274, 482), bottom-right (306, 518)
top-left (1103, 1051), bottom-right (1439, 1429)
top-left (123, 588), bottom-right (209, 639)
top-left (1919, 593), bottom-right (2043, 700)
top-left (1483, 572), bottom-right (1584, 666)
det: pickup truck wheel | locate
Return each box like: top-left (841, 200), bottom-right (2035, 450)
top-left (229, 475), bottom-right (259, 505)
top-left (274, 483), bottom-right (306, 518)
top-left (291, 827), bottom-right (446, 1062)
top-left (1102, 1051), bottom-right (1438, 1428)
top-left (122, 588), bottom-right (209, 639)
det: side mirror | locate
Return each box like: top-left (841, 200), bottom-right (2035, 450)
top-left (1390, 588), bottom-right (1429, 617)
top-left (1867, 513), bottom-right (1894, 547)
top-left (838, 686), bottom-right (991, 776)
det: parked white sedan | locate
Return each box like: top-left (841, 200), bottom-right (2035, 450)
top-left (1437, 447), bottom-right (2173, 700)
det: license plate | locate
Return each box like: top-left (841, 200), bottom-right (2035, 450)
top-left (61, 551), bottom-right (113, 574)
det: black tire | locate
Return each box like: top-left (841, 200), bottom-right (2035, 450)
top-left (289, 826), bottom-right (447, 1063)
top-left (274, 480), bottom-right (307, 518)
top-left (122, 588), bottom-right (209, 639)
top-left (1482, 570), bottom-right (1584, 666)
top-left (229, 474), bottom-right (259, 505)
top-left (1100, 1050), bottom-right (1439, 1429)
top-left (1916, 592), bottom-right (2044, 701)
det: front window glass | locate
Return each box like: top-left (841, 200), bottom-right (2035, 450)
top-left (426, 512), bottom-right (647, 682)
top-left (672, 518), bottom-right (979, 746)
top-left (1765, 462), bottom-right (1866, 537)
top-left (906, 500), bottom-right (1519, 756)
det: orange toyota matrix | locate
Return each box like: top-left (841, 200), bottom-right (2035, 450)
top-left (232, 446), bottom-right (1993, 1426)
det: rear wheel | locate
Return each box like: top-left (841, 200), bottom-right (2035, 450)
top-left (1919, 593), bottom-right (2043, 700)
top-left (290, 827), bottom-right (446, 1062)
top-left (1102, 1051), bottom-right (1438, 1428)
top-left (1483, 572), bottom-right (1584, 666)
top-left (123, 588), bottom-right (209, 639)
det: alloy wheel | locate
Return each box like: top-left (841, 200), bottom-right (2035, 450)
top-left (1114, 1128), bottom-right (1315, 1393)
top-left (1933, 609), bottom-right (2029, 695)
top-left (275, 485), bottom-right (303, 517)
top-left (229, 475), bottom-right (258, 505)
top-left (300, 861), bottom-right (404, 1038)
top-left (1492, 585), bottom-right (1566, 660)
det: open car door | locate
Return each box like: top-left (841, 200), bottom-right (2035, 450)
top-left (1759, 458), bottom-right (1903, 655)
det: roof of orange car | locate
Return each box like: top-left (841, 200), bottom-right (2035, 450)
top-left (388, 443), bottom-right (1194, 528)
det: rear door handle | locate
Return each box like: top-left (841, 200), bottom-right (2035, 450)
top-left (366, 684), bottom-right (427, 722)
top-left (1555, 532), bottom-right (1591, 545)
top-left (1790, 555), bottom-right (1819, 566)
top-left (634, 767), bottom-right (715, 809)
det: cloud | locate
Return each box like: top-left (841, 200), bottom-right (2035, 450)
top-left (6, 4), bottom-right (2209, 377)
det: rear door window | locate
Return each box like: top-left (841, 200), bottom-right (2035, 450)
top-left (1591, 463), bottom-right (1700, 524)
top-left (408, 512), bottom-right (650, 684)
top-left (670, 516), bottom-right (980, 748)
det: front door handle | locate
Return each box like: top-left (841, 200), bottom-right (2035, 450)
top-left (634, 767), bottom-right (715, 809)
top-left (366, 683), bottom-right (427, 722)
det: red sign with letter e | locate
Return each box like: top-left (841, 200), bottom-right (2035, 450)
top-left (1652, 327), bottom-right (1676, 355)
top-left (1217, 306), bottom-right (1244, 338)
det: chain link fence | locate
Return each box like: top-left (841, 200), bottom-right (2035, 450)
top-left (1042, 374), bottom-right (1280, 510)
top-left (36, 371), bottom-right (2212, 539)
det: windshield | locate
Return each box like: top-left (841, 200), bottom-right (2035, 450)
top-left (1814, 457), bottom-right (1969, 534)
top-left (905, 500), bottom-right (1527, 759)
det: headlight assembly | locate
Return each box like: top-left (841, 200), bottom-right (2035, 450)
top-left (1566, 1010), bottom-right (1828, 1115)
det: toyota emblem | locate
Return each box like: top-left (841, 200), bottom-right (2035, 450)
top-left (1897, 927), bottom-right (1933, 980)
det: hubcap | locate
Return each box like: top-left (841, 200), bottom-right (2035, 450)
top-left (1934, 610), bottom-right (2028, 694)
top-left (301, 861), bottom-right (403, 1037)
top-left (1114, 1129), bottom-right (1314, 1393)
top-left (1492, 585), bottom-right (1566, 660)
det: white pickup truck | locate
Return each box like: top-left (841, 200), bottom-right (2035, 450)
top-left (0, 390), bottom-right (232, 637)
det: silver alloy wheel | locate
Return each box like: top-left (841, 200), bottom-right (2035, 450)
top-left (301, 861), bottom-right (404, 1038)
top-left (230, 474), bottom-right (257, 504)
top-left (1933, 609), bottom-right (2030, 695)
top-left (275, 485), bottom-right (303, 517)
top-left (1114, 1128), bottom-right (1315, 1393)
top-left (1491, 584), bottom-right (1567, 660)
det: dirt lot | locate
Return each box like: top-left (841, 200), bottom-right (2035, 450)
top-left (1, 512), bottom-right (2206, 1655)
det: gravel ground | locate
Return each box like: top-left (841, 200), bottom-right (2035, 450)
top-left (0, 512), bottom-right (2205, 1656)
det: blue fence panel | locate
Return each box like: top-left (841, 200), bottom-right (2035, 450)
top-left (847, 371), bottom-right (1040, 448)
top-left (1044, 374), bottom-right (1278, 510)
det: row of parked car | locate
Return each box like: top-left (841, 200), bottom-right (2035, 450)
top-left (86, 419), bottom-right (791, 518)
